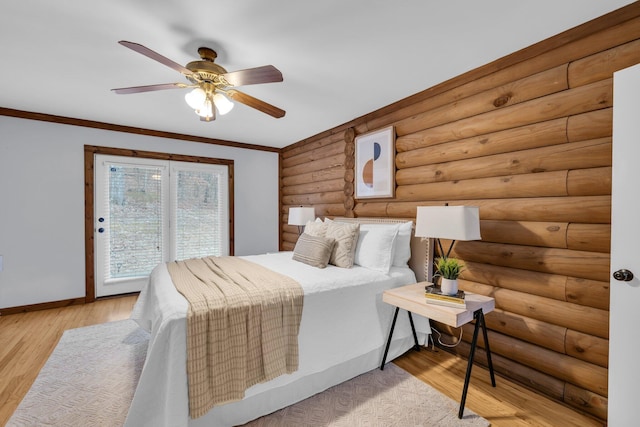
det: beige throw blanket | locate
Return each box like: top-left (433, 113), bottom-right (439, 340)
top-left (166, 256), bottom-right (304, 419)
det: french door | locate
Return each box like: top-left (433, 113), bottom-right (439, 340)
top-left (94, 154), bottom-right (230, 297)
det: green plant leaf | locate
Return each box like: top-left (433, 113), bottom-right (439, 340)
top-left (434, 257), bottom-right (465, 279)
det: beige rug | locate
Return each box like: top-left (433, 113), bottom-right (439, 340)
top-left (9, 320), bottom-right (489, 427)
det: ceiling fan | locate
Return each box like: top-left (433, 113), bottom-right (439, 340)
top-left (112, 41), bottom-right (285, 122)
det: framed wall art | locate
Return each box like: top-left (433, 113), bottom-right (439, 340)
top-left (354, 126), bottom-right (396, 199)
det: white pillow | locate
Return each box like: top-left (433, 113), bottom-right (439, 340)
top-left (354, 223), bottom-right (400, 273)
top-left (304, 218), bottom-right (327, 237)
top-left (392, 221), bottom-right (413, 267)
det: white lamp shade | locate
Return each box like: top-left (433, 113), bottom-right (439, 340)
top-left (415, 206), bottom-right (481, 241)
top-left (185, 88), bottom-right (206, 109)
top-left (288, 207), bottom-right (315, 226)
top-left (213, 93), bottom-right (234, 115)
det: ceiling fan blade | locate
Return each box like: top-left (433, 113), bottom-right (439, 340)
top-left (118, 41), bottom-right (194, 76)
top-left (222, 65), bottom-right (283, 87)
top-left (226, 89), bottom-right (285, 118)
top-left (111, 83), bottom-right (191, 94)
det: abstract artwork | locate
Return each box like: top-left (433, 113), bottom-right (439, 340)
top-left (355, 126), bottom-right (396, 199)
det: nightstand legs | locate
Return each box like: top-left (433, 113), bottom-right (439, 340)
top-left (380, 307), bottom-right (419, 370)
top-left (458, 308), bottom-right (496, 419)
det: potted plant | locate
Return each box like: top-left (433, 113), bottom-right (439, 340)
top-left (434, 257), bottom-right (465, 295)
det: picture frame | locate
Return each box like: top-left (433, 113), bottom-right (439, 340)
top-left (354, 126), bottom-right (396, 199)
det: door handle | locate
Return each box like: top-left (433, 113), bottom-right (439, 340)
top-left (613, 269), bottom-right (634, 282)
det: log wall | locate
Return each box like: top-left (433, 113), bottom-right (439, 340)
top-left (280, 3), bottom-right (640, 421)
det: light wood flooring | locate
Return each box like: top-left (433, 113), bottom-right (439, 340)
top-left (0, 295), bottom-right (604, 426)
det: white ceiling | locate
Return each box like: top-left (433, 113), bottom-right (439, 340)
top-left (0, 1), bottom-right (633, 149)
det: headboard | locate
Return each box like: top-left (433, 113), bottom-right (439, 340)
top-left (332, 217), bottom-right (433, 283)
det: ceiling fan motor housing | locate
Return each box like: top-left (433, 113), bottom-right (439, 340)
top-left (186, 48), bottom-right (230, 86)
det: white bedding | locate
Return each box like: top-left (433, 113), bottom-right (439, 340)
top-left (126, 251), bottom-right (430, 427)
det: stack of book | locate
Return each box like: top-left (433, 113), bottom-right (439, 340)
top-left (425, 285), bottom-right (466, 308)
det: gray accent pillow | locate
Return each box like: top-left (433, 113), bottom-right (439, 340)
top-left (292, 233), bottom-right (336, 268)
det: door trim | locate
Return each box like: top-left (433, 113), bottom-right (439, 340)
top-left (84, 145), bottom-right (235, 302)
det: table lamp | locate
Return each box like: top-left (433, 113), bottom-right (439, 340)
top-left (288, 206), bottom-right (316, 235)
top-left (414, 205), bottom-right (481, 260)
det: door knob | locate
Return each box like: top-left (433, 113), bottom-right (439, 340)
top-left (613, 269), bottom-right (634, 282)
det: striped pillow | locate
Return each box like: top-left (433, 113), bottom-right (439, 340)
top-left (292, 233), bottom-right (336, 268)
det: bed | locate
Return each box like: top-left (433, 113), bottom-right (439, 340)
top-left (125, 218), bottom-right (433, 427)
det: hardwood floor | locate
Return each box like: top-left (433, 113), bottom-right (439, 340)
top-left (0, 295), bottom-right (137, 425)
top-left (0, 295), bottom-right (603, 426)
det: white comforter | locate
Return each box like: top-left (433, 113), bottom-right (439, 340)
top-left (126, 252), bottom-right (430, 427)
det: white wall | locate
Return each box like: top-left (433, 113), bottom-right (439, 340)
top-left (0, 115), bottom-right (280, 309)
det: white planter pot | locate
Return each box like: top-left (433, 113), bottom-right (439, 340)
top-left (440, 278), bottom-right (459, 296)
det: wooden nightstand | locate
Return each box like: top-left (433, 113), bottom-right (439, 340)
top-left (380, 282), bottom-right (496, 419)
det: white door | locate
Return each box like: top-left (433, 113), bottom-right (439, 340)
top-left (94, 155), bottom-right (230, 297)
top-left (94, 156), bottom-right (170, 297)
top-left (609, 62), bottom-right (640, 425)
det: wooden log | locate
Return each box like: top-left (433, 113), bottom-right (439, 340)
top-left (281, 241), bottom-right (295, 251)
top-left (385, 195), bottom-right (611, 223)
top-left (442, 336), bottom-right (565, 401)
top-left (281, 178), bottom-right (344, 196)
top-left (281, 153), bottom-right (344, 177)
top-left (352, 201), bottom-right (391, 217)
top-left (567, 167), bottom-right (611, 196)
top-left (313, 203), bottom-right (346, 218)
top-left (282, 231), bottom-right (298, 244)
top-left (344, 127), bottom-right (356, 144)
top-left (456, 277), bottom-right (607, 338)
top-left (458, 324), bottom-right (608, 397)
top-left (281, 131), bottom-right (343, 159)
top-left (479, 220), bottom-right (568, 249)
top-left (364, 13), bottom-right (640, 136)
top-left (567, 108), bottom-right (612, 142)
top-left (566, 277), bottom-right (609, 310)
top-left (452, 240), bottom-right (610, 283)
top-left (564, 383), bottom-right (608, 421)
top-left (461, 262), bottom-right (567, 301)
top-left (442, 334), bottom-right (607, 420)
top-left (395, 170), bottom-right (568, 202)
top-left (281, 140), bottom-right (344, 168)
top-left (456, 277), bottom-right (607, 339)
top-left (568, 38), bottom-right (640, 88)
top-left (281, 224), bottom-right (299, 235)
top-left (281, 166), bottom-right (344, 187)
top-left (394, 65), bottom-right (568, 137)
top-left (344, 168), bottom-right (354, 183)
top-left (565, 329), bottom-right (608, 368)
top-left (483, 308), bottom-right (567, 354)
top-left (344, 154), bottom-right (354, 170)
top-left (566, 223), bottom-right (610, 253)
top-left (395, 79), bottom-right (612, 153)
top-left (282, 191), bottom-right (343, 206)
top-left (491, 287), bottom-right (609, 339)
top-left (462, 260), bottom-right (609, 310)
top-left (396, 118), bottom-right (568, 170)
top-left (397, 138), bottom-right (611, 186)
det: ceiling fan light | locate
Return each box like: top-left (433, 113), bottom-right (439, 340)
top-left (196, 97), bottom-right (214, 119)
top-left (185, 87), bottom-right (206, 110)
top-left (213, 93), bottom-right (234, 115)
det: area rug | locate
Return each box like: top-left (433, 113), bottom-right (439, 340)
top-left (9, 319), bottom-right (489, 427)
top-left (242, 363), bottom-right (489, 427)
top-left (7, 320), bottom-right (149, 427)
